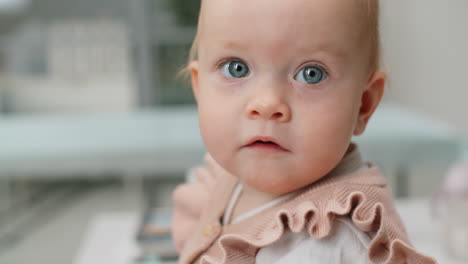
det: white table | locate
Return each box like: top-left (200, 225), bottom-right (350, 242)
top-left (74, 199), bottom-right (465, 264)
top-left (0, 107), bottom-right (205, 178)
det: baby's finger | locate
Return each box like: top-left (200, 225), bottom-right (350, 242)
top-left (203, 153), bottom-right (224, 173)
top-left (172, 208), bottom-right (199, 252)
top-left (195, 166), bottom-right (217, 186)
top-left (203, 152), bottom-right (214, 164)
top-left (172, 183), bottom-right (209, 214)
top-left (209, 159), bottom-right (234, 180)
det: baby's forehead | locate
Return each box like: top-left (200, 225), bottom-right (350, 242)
top-left (200, 0), bottom-right (364, 24)
top-left (199, 0), bottom-right (367, 57)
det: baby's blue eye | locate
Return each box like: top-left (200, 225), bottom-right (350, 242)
top-left (294, 65), bottom-right (327, 85)
top-left (222, 60), bottom-right (249, 78)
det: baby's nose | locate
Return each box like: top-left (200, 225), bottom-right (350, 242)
top-left (246, 97), bottom-right (291, 122)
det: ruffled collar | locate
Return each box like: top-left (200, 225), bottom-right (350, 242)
top-left (180, 144), bottom-right (436, 264)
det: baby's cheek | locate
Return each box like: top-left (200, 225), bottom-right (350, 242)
top-left (198, 119), bottom-right (234, 175)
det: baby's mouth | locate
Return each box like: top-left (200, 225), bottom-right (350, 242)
top-left (245, 137), bottom-right (289, 152)
top-left (250, 140), bottom-right (278, 147)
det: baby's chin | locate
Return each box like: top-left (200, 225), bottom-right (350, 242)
top-left (235, 167), bottom-right (323, 195)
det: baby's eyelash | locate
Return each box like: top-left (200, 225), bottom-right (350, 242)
top-left (216, 57), bottom-right (242, 69)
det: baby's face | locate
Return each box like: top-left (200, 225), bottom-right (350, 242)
top-left (191, 0), bottom-right (384, 194)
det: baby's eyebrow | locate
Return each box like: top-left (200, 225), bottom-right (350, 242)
top-left (297, 44), bottom-right (347, 61)
top-left (221, 41), bottom-right (248, 51)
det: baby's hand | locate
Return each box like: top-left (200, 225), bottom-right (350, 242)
top-left (171, 153), bottom-right (232, 252)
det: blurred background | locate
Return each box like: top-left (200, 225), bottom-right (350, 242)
top-left (0, 0), bottom-right (467, 263)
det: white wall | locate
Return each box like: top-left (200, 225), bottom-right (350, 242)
top-left (381, 0), bottom-right (468, 136)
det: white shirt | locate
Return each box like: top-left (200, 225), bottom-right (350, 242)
top-left (256, 217), bottom-right (371, 264)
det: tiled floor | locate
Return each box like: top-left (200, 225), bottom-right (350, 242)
top-left (0, 179), bottom-right (179, 264)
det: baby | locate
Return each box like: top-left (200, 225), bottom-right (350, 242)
top-left (172, 0), bottom-right (436, 263)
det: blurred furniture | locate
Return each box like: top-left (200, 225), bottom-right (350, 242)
top-left (5, 18), bottom-right (136, 113)
top-left (0, 102), bottom-right (462, 196)
top-left (73, 199), bottom-right (464, 264)
top-left (0, 106), bottom-right (204, 178)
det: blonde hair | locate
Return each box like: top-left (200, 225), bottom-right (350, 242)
top-left (358, 0), bottom-right (381, 73)
top-left (183, 0), bottom-right (381, 77)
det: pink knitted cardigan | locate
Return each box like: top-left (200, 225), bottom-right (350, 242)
top-left (175, 164), bottom-right (437, 264)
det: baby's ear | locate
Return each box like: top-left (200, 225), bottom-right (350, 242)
top-left (189, 61), bottom-right (200, 102)
top-left (353, 71), bottom-right (386, 135)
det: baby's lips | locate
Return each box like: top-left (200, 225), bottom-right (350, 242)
top-left (245, 135), bottom-right (290, 151)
